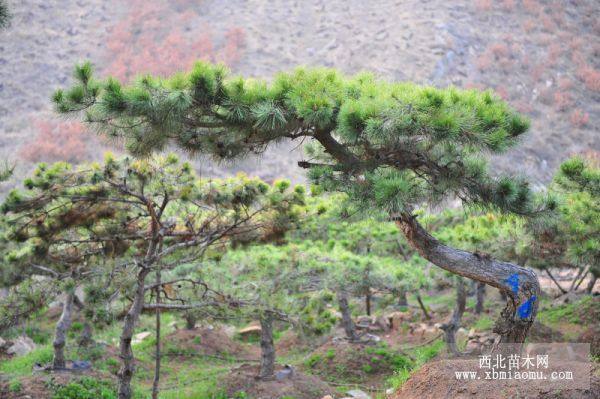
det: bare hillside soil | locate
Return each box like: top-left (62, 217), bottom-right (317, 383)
top-left (0, 0), bottom-right (598, 196)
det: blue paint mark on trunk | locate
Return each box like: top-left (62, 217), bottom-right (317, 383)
top-left (505, 273), bottom-right (520, 295)
top-left (517, 295), bottom-right (536, 319)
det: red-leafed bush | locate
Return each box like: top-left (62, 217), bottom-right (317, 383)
top-left (569, 109), bottom-right (590, 128)
top-left (576, 64), bottom-right (600, 92)
top-left (103, 0), bottom-right (245, 81)
top-left (20, 120), bottom-right (97, 163)
top-left (553, 91), bottom-right (573, 112)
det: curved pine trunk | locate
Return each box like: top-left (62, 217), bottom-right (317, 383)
top-left (337, 290), bottom-right (359, 341)
top-left (394, 213), bottom-right (540, 344)
top-left (118, 269), bottom-right (150, 399)
top-left (586, 275), bottom-right (597, 294)
top-left (52, 292), bottom-right (75, 369)
top-left (258, 313), bottom-right (275, 379)
top-left (397, 288), bottom-right (408, 307)
top-left (441, 278), bottom-right (466, 356)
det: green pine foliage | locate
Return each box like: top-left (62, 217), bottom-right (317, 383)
top-left (0, 0), bottom-right (10, 30)
top-left (55, 62), bottom-right (540, 216)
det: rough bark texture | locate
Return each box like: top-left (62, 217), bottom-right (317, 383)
top-left (258, 313), bottom-right (275, 379)
top-left (441, 278), bottom-right (467, 356)
top-left (397, 288), bottom-right (408, 307)
top-left (118, 268), bottom-right (150, 399)
top-left (586, 275), bottom-right (597, 294)
top-left (151, 269), bottom-right (161, 399)
top-left (394, 213), bottom-right (540, 344)
top-left (365, 289), bottom-right (371, 316)
top-left (337, 290), bottom-right (359, 341)
top-left (184, 313), bottom-right (196, 330)
top-left (475, 282), bottom-right (486, 315)
top-left (78, 322), bottom-right (94, 348)
top-left (52, 292), bottom-right (74, 369)
top-left (415, 292), bottom-right (431, 320)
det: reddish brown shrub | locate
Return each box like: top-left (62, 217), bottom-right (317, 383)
top-left (475, 0), bottom-right (493, 12)
top-left (20, 120), bottom-right (96, 163)
top-left (523, 0), bottom-right (540, 14)
top-left (501, 0), bottom-right (516, 11)
top-left (576, 64), bottom-right (600, 92)
top-left (523, 19), bottom-right (536, 33)
top-left (103, 0), bottom-right (245, 81)
top-left (553, 91), bottom-right (573, 112)
top-left (476, 53), bottom-right (493, 71)
top-left (569, 109), bottom-right (590, 128)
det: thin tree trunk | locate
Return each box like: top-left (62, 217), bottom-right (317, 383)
top-left (118, 268), bottom-right (150, 399)
top-left (397, 288), bottom-right (408, 307)
top-left (545, 269), bottom-right (567, 294)
top-left (337, 290), bottom-right (358, 341)
top-left (441, 278), bottom-right (466, 356)
top-left (569, 266), bottom-right (586, 291)
top-left (575, 270), bottom-right (589, 291)
top-left (415, 292), bottom-right (431, 320)
top-left (394, 213), bottom-right (540, 344)
top-left (151, 267), bottom-right (161, 399)
top-left (53, 292), bottom-right (74, 369)
top-left (184, 313), bottom-right (196, 330)
top-left (258, 313), bottom-right (275, 379)
top-left (586, 275), bottom-right (597, 294)
top-left (365, 288), bottom-right (371, 316)
top-left (78, 322), bottom-right (94, 348)
top-left (475, 282), bottom-right (486, 315)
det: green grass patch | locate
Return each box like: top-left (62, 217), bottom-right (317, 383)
top-left (0, 345), bottom-right (53, 376)
top-left (472, 315), bottom-right (494, 331)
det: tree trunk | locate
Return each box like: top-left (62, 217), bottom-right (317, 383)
top-left (151, 268), bottom-right (161, 399)
top-left (78, 322), bottom-right (94, 348)
top-left (475, 282), bottom-right (486, 315)
top-left (415, 292), bottom-right (431, 320)
top-left (118, 268), bottom-right (150, 399)
top-left (53, 292), bottom-right (74, 369)
top-left (365, 288), bottom-right (371, 316)
top-left (184, 313), bottom-right (196, 330)
top-left (441, 278), bottom-right (466, 356)
top-left (258, 313), bottom-right (275, 379)
top-left (545, 269), bottom-right (567, 294)
top-left (397, 288), bottom-right (408, 307)
top-left (394, 213), bottom-right (540, 344)
top-left (586, 275), bottom-right (597, 294)
top-left (337, 290), bottom-right (359, 341)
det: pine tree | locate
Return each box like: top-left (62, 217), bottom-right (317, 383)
top-left (55, 62), bottom-right (548, 343)
top-left (2, 153), bottom-right (303, 399)
top-left (0, 0), bottom-right (10, 30)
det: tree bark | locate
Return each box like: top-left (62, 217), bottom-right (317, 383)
top-left (475, 282), bottom-right (486, 315)
top-left (394, 213), bottom-right (540, 344)
top-left (78, 322), bottom-right (94, 348)
top-left (258, 313), bottom-right (275, 379)
top-left (184, 313), bottom-right (196, 330)
top-left (545, 269), bottom-right (567, 294)
top-left (586, 275), bottom-right (597, 294)
top-left (415, 292), bottom-right (431, 320)
top-left (365, 288), bottom-right (371, 316)
top-left (337, 290), bottom-right (359, 341)
top-left (151, 268), bottom-right (161, 399)
top-left (52, 292), bottom-right (74, 369)
top-left (118, 268), bottom-right (150, 399)
top-left (397, 288), bottom-right (408, 307)
top-left (441, 278), bottom-right (466, 356)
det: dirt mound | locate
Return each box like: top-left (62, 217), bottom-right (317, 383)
top-left (303, 340), bottom-right (412, 389)
top-left (0, 370), bottom-right (115, 399)
top-left (395, 359), bottom-right (600, 399)
top-left (528, 321), bottom-right (565, 342)
top-left (579, 326), bottom-right (600, 357)
top-left (221, 364), bottom-right (334, 399)
top-left (165, 327), bottom-right (257, 359)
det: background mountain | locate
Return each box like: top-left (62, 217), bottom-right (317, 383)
top-left (0, 0), bottom-right (598, 193)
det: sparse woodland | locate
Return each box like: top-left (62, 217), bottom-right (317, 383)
top-left (0, 2), bottom-right (599, 399)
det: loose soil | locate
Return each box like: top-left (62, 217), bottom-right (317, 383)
top-left (221, 363), bottom-right (334, 399)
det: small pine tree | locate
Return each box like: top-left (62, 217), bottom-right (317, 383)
top-left (0, 0), bottom-right (10, 30)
